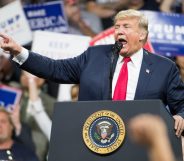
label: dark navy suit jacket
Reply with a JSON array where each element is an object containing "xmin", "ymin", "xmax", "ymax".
[{"xmin": 20, "ymin": 45, "xmax": 184, "ymax": 117}]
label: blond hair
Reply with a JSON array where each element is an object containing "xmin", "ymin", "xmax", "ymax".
[{"xmin": 114, "ymin": 9, "xmax": 149, "ymax": 43}]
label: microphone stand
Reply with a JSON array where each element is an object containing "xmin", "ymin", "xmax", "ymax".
[{"xmin": 109, "ymin": 41, "xmax": 122, "ymax": 100}]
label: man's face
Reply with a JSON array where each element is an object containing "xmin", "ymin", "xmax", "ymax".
[
  {"xmin": 114, "ymin": 17, "xmax": 144, "ymax": 56},
  {"xmin": 0, "ymin": 112, "xmax": 13, "ymax": 143}
]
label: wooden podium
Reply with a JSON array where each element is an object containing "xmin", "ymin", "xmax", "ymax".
[{"xmin": 48, "ymin": 100, "xmax": 183, "ymax": 161}]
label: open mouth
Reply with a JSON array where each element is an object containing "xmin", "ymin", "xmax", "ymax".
[{"xmin": 118, "ymin": 38, "xmax": 127, "ymax": 45}]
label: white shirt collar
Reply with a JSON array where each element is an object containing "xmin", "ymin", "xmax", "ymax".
[{"xmin": 117, "ymin": 48, "xmax": 143, "ymax": 67}]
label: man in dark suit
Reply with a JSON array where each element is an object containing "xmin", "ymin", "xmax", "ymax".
[{"xmin": 0, "ymin": 9, "xmax": 184, "ymax": 137}]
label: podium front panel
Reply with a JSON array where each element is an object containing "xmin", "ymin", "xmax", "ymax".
[{"xmin": 48, "ymin": 100, "xmax": 182, "ymax": 161}]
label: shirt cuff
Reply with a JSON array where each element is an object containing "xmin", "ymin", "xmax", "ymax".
[{"xmin": 12, "ymin": 47, "xmax": 29, "ymax": 65}]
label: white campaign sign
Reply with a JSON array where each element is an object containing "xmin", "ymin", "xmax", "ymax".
[
  {"xmin": 0, "ymin": 0, "xmax": 32, "ymax": 45},
  {"xmin": 32, "ymin": 30, "xmax": 91, "ymax": 59},
  {"xmin": 31, "ymin": 30, "xmax": 91, "ymax": 101}
]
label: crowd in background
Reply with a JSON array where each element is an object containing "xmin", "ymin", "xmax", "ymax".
[{"xmin": 0, "ymin": 0, "xmax": 184, "ymax": 161}]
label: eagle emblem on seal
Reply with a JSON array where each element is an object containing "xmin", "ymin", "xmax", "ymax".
[{"xmin": 95, "ymin": 121, "xmax": 115, "ymax": 144}]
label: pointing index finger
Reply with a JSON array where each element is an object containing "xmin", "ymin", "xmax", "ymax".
[
  {"xmin": 0, "ymin": 32, "xmax": 10, "ymax": 43},
  {"xmin": 0, "ymin": 32, "xmax": 9, "ymax": 40}
]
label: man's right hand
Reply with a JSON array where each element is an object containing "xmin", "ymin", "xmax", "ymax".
[{"xmin": 0, "ymin": 32, "xmax": 22, "ymax": 56}]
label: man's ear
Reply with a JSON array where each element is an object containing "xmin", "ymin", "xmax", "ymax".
[{"xmin": 139, "ymin": 31, "xmax": 147, "ymax": 41}]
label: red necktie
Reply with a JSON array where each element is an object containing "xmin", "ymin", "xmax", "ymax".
[{"xmin": 113, "ymin": 57, "xmax": 131, "ymax": 100}]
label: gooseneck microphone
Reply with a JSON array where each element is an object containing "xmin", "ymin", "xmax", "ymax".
[{"xmin": 109, "ymin": 41, "xmax": 123, "ymax": 100}]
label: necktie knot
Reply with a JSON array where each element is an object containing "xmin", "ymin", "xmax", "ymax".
[{"xmin": 123, "ymin": 57, "xmax": 131, "ymax": 63}]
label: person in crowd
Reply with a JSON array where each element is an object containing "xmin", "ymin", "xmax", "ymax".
[
  {"xmin": 127, "ymin": 0, "xmax": 161, "ymax": 11},
  {"xmin": 27, "ymin": 83, "xmax": 79, "ymax": 141},
  {"xmin": 19, "ymin": 71, "xmax": 55, "ymax": 161},
  {"xmin": 172, "ymin": 0, "xmax": 184, "ymax": 84},
  {"xmin": 9, "ymin": 104, "xmax": 36, "ymax": 152},
  {"xmin": 0, "ymin": 106, "xmax": 39, "ymax": 161},
  {"xmin": 129, "ymin": 114, "xmax": 176, "ymax": 161},
  {"xmin": 85, "ymin": 0, "xmax": 129, "ymax": 29},
  {"xmin": 0, "ymin": 9, "xmax": 184, "ymax": 138},
  {"xmin": 71, "ymin": 84, "xmax": 79, "ymax": 101},
  {"xmin": 26, "ymin": 97, "xmax": 52, "ymax": 141},
  {"xmin": 176, "ymin": 56, "xmax": 184, "ymax": 82},
  {"xmin": 0, "ymin": 52, "xmax": 21, "ymax": 85},
  {"xmin": 64, "ymin": 0, "xmax": 103, "ymax": 37},
  {"xmin": 0, "ymin": 53, "xmax": 35, "ymax": 151},
  {"xmin": 159, "ymin": 0, "xmax": 175, "ymax": 12},
  {"xmin": 126, "ymin": 0, "xmax": 176, "ymax": 12}
]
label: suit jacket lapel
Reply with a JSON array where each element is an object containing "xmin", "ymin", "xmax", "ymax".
[
  {"xmin": 134, "ymin": 50, "xmax": 153, "ymax": 100},
  {"xmin": 102, "ymin": 45, "xmax": 118, "ymax": 100}
]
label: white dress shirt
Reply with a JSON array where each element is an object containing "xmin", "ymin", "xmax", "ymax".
[
  {"xmin": 112, "ymin": 49, "xmax": 143, "ymax": 100},
  {"xmin": 12, "ymin": 47, "xmax": 29, "ymax": 65}
]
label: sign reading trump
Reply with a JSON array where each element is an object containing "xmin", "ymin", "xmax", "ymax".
[
  {"xmin": 0, "ymin": 0, "xmax": 32, "ymax": 45},
  {"xmin": 142, "ymin": 11, "xmax": 184, "ymax": 56}
]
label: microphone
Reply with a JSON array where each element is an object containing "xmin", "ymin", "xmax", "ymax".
[
  {"xmin": 112, "ymin": 41, "xmax": 123, "ymax": 56},
  {"xmin": 109, "ymin": 41, "xmax": 123, "ymax": 100},
  {"xmin": 111, "ymin": 41, "xmax": 123, "ymax": 66}
]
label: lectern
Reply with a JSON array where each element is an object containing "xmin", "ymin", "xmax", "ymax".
[{"xmin": 48, "ymin": 100, "xmax": 183, "ymax": 161}]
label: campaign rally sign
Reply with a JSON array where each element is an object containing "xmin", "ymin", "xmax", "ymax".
[
  {"xmin": 142, "ymin": 10, "xmax": 184, "ymax": 56},
  {"xmin": 24, "ymin": 1, "xmax": 68, "ymax": 33},
  {"xmin": 0, "ymin": 0, "xmax": 32, "ymax": 45},
  {"xmin": 90, "ymin": 11, "xmax": 184, "ymax": 56},
  {"xmin": 31, "ymin": 30, "xmax": 91, "ymax": 59},
  {"xmin": 31, "ymin": 31, "xmax": 91, "ymax": 101},
  {"xmin": 0, "ymin": 84, "xmax": 22, "ymax": 109}
]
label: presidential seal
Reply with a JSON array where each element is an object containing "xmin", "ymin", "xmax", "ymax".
[{"xmin": 83, "ymin": 110, "xmax": 125, "ymax": 154}]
